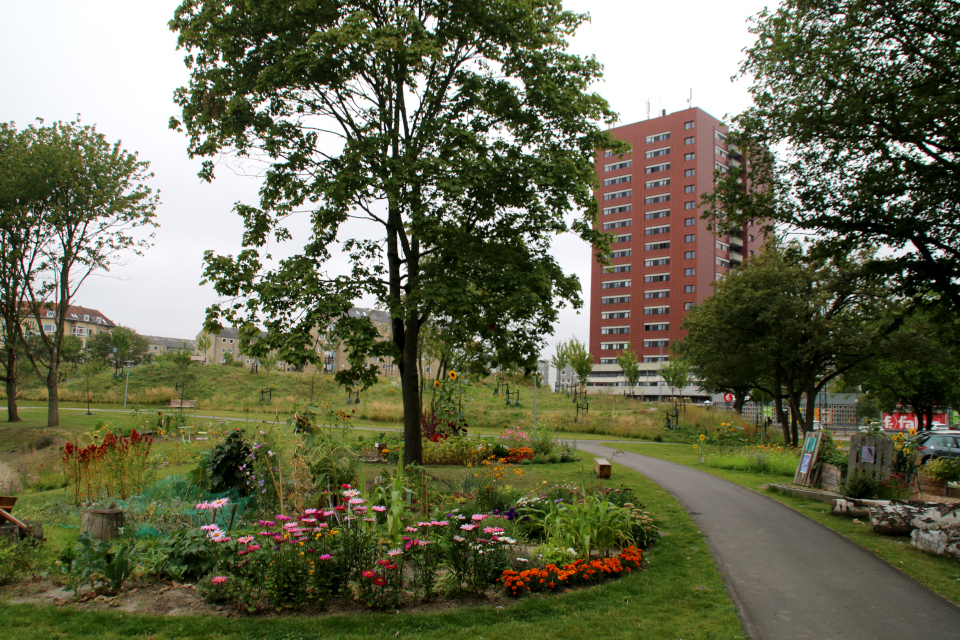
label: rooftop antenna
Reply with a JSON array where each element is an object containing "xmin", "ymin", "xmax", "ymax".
[
  {"xmin": 688, "ymin": 88, "xmax": 693, "ymax": 109},
  {"xmin": 645, "ymin": 99, "xmax": 650, "ymax": 120}
]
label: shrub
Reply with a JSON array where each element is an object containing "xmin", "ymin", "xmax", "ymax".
[
  {"xmin": 841, "ymin": 471, "xmax": 880, "ymax": 499},
  {"xmin": 206, "ymin": 430, "xmax": 252, "ymax": 495},
  {"xmin": 922, "ymin": 457, "xmax": 960, "ymax": 484}
]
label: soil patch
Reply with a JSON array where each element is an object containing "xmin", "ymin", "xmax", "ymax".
[{"xmin": 0, "ymin": 578, "xmax": 514, "ymax": 618}]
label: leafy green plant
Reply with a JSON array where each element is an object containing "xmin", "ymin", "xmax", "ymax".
[
  {"xmin": 206, "ymin": 429, "xmax": 252, "ymax": 494},
  {"xmin": 921, "ymin": 457, "xmax": 960, "ymax": 484},
  {"xmin": 0, "ymin": 538, "xmax": 42, "ymax": 585},
  {"xmin": 56, "ymin": 533, "xmax": 143, "ymax": 595},
  {"xmin": 523, "ymin": 491, "xmax": 636, "ymax": 558},
  {"xmin": 840, "ymin": 471, "xmax": 880, "ymax": 499}
]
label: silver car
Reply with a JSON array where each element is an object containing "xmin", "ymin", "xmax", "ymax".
[{"xmin": 914, "ymin": 430, "xmax": 960, "ymax": 463}]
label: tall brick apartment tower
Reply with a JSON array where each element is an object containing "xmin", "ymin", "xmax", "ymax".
[{"xmin": 587, "ymin": 107, "xmax": 764, "ymax": 398}]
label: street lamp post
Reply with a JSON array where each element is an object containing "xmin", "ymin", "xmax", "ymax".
[
  {"xmin": 122, "ymin": 360, "xmax": 134, "ymax": 410},
  {"xmin": 533, "ymin": 360, "xmax": 545, "ymax": 430}
]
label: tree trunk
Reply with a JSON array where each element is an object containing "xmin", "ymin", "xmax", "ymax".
[
  {"xmin": 733, "ymin": 390, "xmax": 746, "ymax": 414},
  {"xmin": 46, "ymin": 375, "xmax": 59, "ymax": 427},
  {"xmin": 791, "ymin": 411, "xmax": 799, "ymax": 448},
  {"xmin": 4, "ymin": 346, "xmax": 19, "ymax": 422},
  {"xmin": 5, "ymin": 377, "xmax": 18, "ymax": 422},
  {"xmin": 401, "ymin": 312, "xmax": 423, "ymax": 466}
]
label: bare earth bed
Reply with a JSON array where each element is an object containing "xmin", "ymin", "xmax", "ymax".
[{"xmin": 0, "ymin": 577, "xmax": 518, "ymax": 618}]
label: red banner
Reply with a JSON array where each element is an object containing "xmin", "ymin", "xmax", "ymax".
[{"xmin": 881, "ymin": 412, "xmax": 947, "ymax": 431}]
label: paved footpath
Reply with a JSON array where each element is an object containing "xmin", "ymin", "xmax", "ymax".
[{"xmin": 578, "ymin": 441, "xmax": 960, "ymax": 640}]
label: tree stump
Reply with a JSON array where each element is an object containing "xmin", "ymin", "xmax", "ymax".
[{"xmin": 81, "ymin": 509, "xmax": 124, "ymax": 542}]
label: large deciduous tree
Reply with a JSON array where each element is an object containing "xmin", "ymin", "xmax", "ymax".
[
  {"xmin": 679, "ymin": 241, "xmax": 887, "ymax": 447},
  {"xmin": 170, "ymin": 1, "xmax": 619, "ymax": 464},
  {"xmin": 723, "ymin": 0, "xmax": 960, "ymax": 306},
  {"xmin": 854, "ymin": 305, "xmax": 960, "ymax": 431},
  {"xmin": 2, "ymin": 120, "xmax": 157, "ymax": 427}
]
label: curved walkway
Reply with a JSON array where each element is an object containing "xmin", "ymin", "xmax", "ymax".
[{"xmin": 579, "ymin": 441, "xmax": 960, "ymax": 640}]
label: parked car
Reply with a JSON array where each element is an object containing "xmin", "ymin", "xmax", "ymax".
[
  {"xmin": 912, "ymin": 430, "xmax": 960, "ymax": 463},
  {"xmin": 930, "ymin": 422, "xmax": 949, "ymax": 431}
]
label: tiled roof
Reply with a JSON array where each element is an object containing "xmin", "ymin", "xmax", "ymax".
[
  {"xmin": 144, "ymin": 335, "xmax": 197, "ymax": 350},
  {"xmin": 25, "ymin": 303, "xmax": 116, "ymax": 327}
]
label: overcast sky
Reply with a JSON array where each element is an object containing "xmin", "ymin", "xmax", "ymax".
[{"xmin": 0, "ymin": 0, "xmax": 772, "ymax": 354}]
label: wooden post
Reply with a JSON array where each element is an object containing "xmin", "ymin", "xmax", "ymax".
[
  {"xmin": 81, "ymin": 509, "xmax": 125, "ymax": 542},
  {"xmin": 594, "ymin": 458, "xmax": 612, "ymax": 479}
]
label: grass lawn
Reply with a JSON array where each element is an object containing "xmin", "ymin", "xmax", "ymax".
[
  {"xmin": 613, "ymin": 442, "xmax": 960, "ymax": 605},
  {"xmin": 1, "ymin": 461, "xmax": 745, "ymax": 639}
]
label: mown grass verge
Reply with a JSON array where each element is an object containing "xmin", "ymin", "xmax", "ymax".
[{"xmin": 614, "ymin": 441, "xmax": 960, "ymax": 605}]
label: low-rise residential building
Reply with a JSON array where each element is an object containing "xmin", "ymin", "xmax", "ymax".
[
  {"xmin": 144, "ymin": 335, "xmax": 197, "ymax": 358},
  {"xmin": 196, "ymin": 307, "xmax": 441, "ymax": 376},
  {"xmin": 21, "ymin": 304, "xmax": 116, "ymax": 347}
]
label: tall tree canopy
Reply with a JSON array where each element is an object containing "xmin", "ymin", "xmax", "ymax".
[
  {"xmin": 0, "ymin": 120, "xmax": 157, "ymax": 427},
  {"xmin": 170, "ymin": 0, "xmax": 619, "ymax": 463},
  {"xmin": 718, "ymin": 0, "xmax": 960, "ymax": 305},
  {"xmin": 679, "ymin": 241, "xmax": 888, "ymax": 446},
  {"xmin": 852, "ymin": 304, "xmax": 960, "ymax": 430}
]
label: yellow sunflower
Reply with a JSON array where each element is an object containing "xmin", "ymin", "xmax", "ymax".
[
  {"xmin": 449, "ymin": 370, "xmax": 458, "ymax": 381},
  {"xmin": 434, "ymin": 380, "xmax": 441, "ymax": 388}
]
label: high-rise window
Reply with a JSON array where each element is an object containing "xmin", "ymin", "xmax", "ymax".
[
  {"xmin": 684, "ymin": 285, "xmax": 695, "ymax": 293},
  {"xmin": 645, "ymin": 209, "xmax": 670, "ymax": 220},
  {"xmin": 684, "ymin": 234, "xmax": 695, "ymax": 242},
  {"xmin": 684, "ymin": 217, "xmax": 696, "ymax": 226},
  {"xmin": 646, "ymin": 132, "xmax": 670, "ymax": 143},
  {"xmin": 684, "ymin": 121, "xmax": 695, "ymax": 129},
  {"xmin": 603, "ymin": 174, "xmax": 632, "ymax": 186},
  {"xmin": 684, "ymin": 153, "xmax": 695, "ymax": 161},
  {"xmin": 685, "ymin": 201, "xmax": 697, "ymax": 209},
  {"xmin": 684, "ymin": 268, "xmax": 695, "ymax": 276},
  {"xmin": 685, "ymin": 168, "xmax": 695, "ymax": 177},
  {"xmin": 684, "ymin": 185, "xmax": 695, "ymax": 193},
  {"xmin": 604, "ymin": 160, "xmax": 632, "ymax": 172},
  {"xmin": 684, "ymin": 251, "xmax": 695, "ymax": 259},
  {"xmin": 684, "ymin": 136, "xmax": 695, "ymax": 145}
]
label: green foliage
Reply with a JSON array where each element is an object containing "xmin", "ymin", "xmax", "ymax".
[
  {"xmin": 56, "ymin": 533, "xmax": 140, "ymax": 594},
  {"xmin": 840, "ymin": 471, "xmax": 880, "ymax": 500},
  {"xmin": 304, "ymin": 428, "xmax": 359, "ymax": 492},
  {"xmin": 566, "ymin": 337, "xmax": 593, "ymax": 390},
  {"xmin": 0, "ymin": 538, "xmax": 42, "ymax": 585},
  {"xmin": 922, "ymin": 458, "xmax": 960, "ymax": 484},
  {"xmin": 616, "ymin": 347, "xmax": 641, "ymax": 394},
  {"xmin": 679, "ymin": 240, "xmax": 888, "ymax": 446},
  {"xmin": 728, "ymin": 0, "xmax": 960, "ymax": 306},
  {"xmin": 0, "ymin": 118, "xmax": 158, "ymax": 428},
  {"xmin": 854, "ymin": 305, "xmax": 960, "ymax": 430},
  {"xmin": 171, "ymin": 0, "xmax": 623, "ymax": 465},
  {"xmin": 659, "ymin": 355, "xmax": 691, "ymax": 397},
  {"xmin": 205, "ymin": 430, "xmax": 252, "ymax": 495}
]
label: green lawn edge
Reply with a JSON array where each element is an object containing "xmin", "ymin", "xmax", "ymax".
[{"xmin": 612, "ymin": 442, "xmax": 960, "ymax": 605}]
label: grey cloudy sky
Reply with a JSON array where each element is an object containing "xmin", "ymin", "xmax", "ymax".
[{"xmin": 0, "ymin": 0, "xmax": 772, "ymax": 352}]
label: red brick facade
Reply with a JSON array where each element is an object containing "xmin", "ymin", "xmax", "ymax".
[{"xmin": 587, "ymin": 107, "xmax": 765, "ymax": 393}]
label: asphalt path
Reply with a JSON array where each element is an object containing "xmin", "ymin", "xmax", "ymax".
[{"xmin": 578, "ymin": 441, "xmax": 960, "ymax": 640}]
